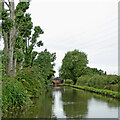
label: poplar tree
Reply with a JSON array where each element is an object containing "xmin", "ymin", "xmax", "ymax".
[{"xmin": 2, "ymin": 0, "xmax": 44, "ymax": 77}]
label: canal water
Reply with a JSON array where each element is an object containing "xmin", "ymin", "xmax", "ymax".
[{"xmin": 3, "ymin": 86, "xmax": 119, "ymax": 118}]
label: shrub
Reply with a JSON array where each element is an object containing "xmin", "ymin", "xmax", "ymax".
[
  {"xmin": 16, "ymin": 66, "xmax": 47, "ymax": 97},
  {"xmin": 2, "ymin": 66, "xmax": 50, "ymax": 112},
  {"xmin": 65, "ymin": 79, "xmax": 73, "ymax": 84},
  {"xmin": 77, "ymin": 74, "xmax": 118, "ymax": 91},
  {"xmin": 2, "ymin": 75, "xmax": 29, "ymax": 112}
]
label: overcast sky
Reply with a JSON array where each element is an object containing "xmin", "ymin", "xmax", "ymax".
[{"xmin": 1, "ymin": 0, "xmax": 119, "ymax": 76}]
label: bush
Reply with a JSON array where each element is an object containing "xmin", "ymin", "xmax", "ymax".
[
  {"xmin": 65, "ymin": 79, "xmax": 73, "ymax": 84},
  {"xmin": 2, "ymin": 75, "xmax": 29, "ymax": 112},
  {"xmin": 2, "ymin": 66, "xmax": 51, "ymax": 112},
  {"xmin": 77, "ymin": 74, "xmax": 118, "ymax": 92},
  {"xmin": 16, "ymin": 66, "xmax": 47, "ymax": 97}
]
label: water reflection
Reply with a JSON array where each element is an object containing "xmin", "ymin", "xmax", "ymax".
[
  {"xmin": 2, "ymin": 86, "xmax": 119, "ymax": 118},
  {"xmin": 52, "ymin": 87, "xmax": 118, "ymax": 118},
  {"xmin": 3, "ymin": 89, "xmax": 53, "ymax": 118},
  {"xmin": 62, "ymin": 88, "xmax": 89, "ymax": 118},
  {"xmin": 52, "ymin": 87, "xmax": 66, "ymax": 118}
]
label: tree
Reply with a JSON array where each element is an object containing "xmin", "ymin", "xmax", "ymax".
[
  {"xmin": 2, "ymin": 1, "xmax": 30, "ymax": 76},
  {"xmin": 2, "ymin": 1, "xmax": 44, "ymax": 77},
  {"xmin": 82, "ymin": 67, "xmax": 105, "ymax": 75},
  {"xmin": 59, "ymin": 49, "xmax": 88, "ymax": 84},
  {"xmin": 0, "ymin": 1, "xmax": 2, "ymax": 38},
  {"xmin": 34, "ymin": 49, "xmax": 56, "ymax": 84},
  {"xmin": 24, "ymin": 26, "xmax": 44, "ymax": 68}
]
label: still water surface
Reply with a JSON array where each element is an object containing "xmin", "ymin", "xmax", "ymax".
[{"xmin": 4, "ymin": 87, "xmax": 119, "ymax": 118}]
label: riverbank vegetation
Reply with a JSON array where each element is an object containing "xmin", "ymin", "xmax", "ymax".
[
  {"xmin": 2, "ymin": 48, "xmax": 56, "ymax": 112},
  {"xmin": 1, "ymin": 1, "xmax": 56, "ymax": 113},
  {"xmin": 60, "ymin": 84, "xmax": 120, "ymax": 99},
  {"xmin": 59, "ymin": 50, "xmax": 119, "ymax": 99},
  {"xmin": 2, "ymin": 64, "xmax": 55, "ymax": 112},
  {"xmin": 77, "ymin": 74, "xmax": 119, "ymax": 92}
]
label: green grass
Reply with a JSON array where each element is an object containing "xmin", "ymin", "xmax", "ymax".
[{"xmin": 59, "ymin": 84, "xmax": 120, "ymax": 99}]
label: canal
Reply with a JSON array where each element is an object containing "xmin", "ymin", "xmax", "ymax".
[{"xmin": 3, "ymin": 86, "xmax": 119, "ymax": 118}]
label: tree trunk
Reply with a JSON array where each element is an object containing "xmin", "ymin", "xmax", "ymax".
[
  {"xmin": 13, "ymin": 58, "xmax": 17, "ymax": 77},
  {"xmin": 73, "ymin": 79, "xmax": 77, "ymax": 85},
  {"xmin": 2, "ymin": 0, "xmax": 20, "ymax": 77},
  {"xmin": 6, "ymin": 1, "xmax": 16, "ymax": 77},
  {"xmin": 7, "ymin": 45, "xmax": 14, "ymax": 76},
  {"xmin": 2, "ymin": 1, "xmax": 9, "ymax": 75}
]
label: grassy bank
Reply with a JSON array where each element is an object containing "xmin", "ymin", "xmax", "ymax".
[
  {"xmin": 59, "ymin": 84, "xmax": 120, "ymax": 99},
  {"xmin": 77, "ymin": 74, "xmax": 119, "ymax": 92},
  {"xmin": 60, "ymin": 74, "xmax": 119, "ymax": 99},
  {"xmin": 2, "ymin": 66, "xmax": 52, "ymax": 113}
]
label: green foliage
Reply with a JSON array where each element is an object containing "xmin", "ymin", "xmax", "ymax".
[
  {"xmin": 2, "ymin": 66, "xmax": 51, "ymax": 112},
  {"xmin": 2, "ymin": 0, "xmax": 53, "ymax": 113},
  {"xmin": 34, "ymin": 49, "xmax": 56, "ymax": 82},
  {"xmin": 31, "ymin": 26, "xmax": 44, "ymax": 44},
  {"xmin": 65, "ymin": 79, "xmax": 73, "ymax": 84},
  {"xmin": 18, "ymin": 13, "xmax": 33, "ymax": 37},
  {"xmin": 1, "ymin": 50, "xmax": 7, "ymax": 74},
  {"xmin": 37, "ymin": 41, "xmax": 43, "ymax": 47},
  {"xmin": 83, "ymin": 67, "xmax": 105, "ymax": 75},
  {"xmin": 16, "ymin": 66, "xmax": 47, "ymax": 97},
  {"xmin": 15, "ymin": 10, "xmax": 24, "ymax": 24},
  {"xmin": 2, "ymin": 1, "xmax": 33, "ymax": 75},
  {"xmin": 24, "ymin": 26, "xmax": 44, "ymax": 67},
  {"xmin": 2, "ymin": 75, "xmax": 29, "ymax": 112},
  {"xmin": 59, "ymin": 49, "xmax": 88, "ymax": 84},
  {"xmin": 2, "ymin": 18, "xmax": 13, "ymax": 33},
  {"xmin": 15, "ymin": 35, "xmax": 23, "ymax": 49},
  {"xmin": 16, "ymin": 50, "xmax": 24, "ymax": 62},
  {"xmin": 15, "ymin": 2, "xmax": 30, "ymax": 14},
  {"xmin": 2, "ymin": 10, "xmax": 9, "ymax": 20},
  {"xmin": 77, "ymin": 74, "xmax": 119, "ymax": 91}
]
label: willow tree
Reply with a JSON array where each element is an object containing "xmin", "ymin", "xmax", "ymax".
[{"xmin": 2, "ymin": 0, "xmax": 44, "ymax": 77}]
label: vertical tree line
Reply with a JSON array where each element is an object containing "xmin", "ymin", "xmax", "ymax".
[{"xmin": 2, "ymin": 0, "xmax": 44, "ymax": 77}]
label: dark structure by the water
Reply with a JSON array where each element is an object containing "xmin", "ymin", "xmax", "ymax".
[{"xmin": 52, "ymin": 78, "xmax": 64, "ymax": 86}]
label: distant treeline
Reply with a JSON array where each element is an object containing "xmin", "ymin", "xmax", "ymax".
[
  {"xmin": 59, "ymin": 49, "xmax": 107, "ymax": 84},
  {"xmin": 59, "ymin": 49, "xmax": 119, "ymax": 95}
]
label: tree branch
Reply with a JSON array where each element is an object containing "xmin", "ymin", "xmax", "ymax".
[{"xmin": 5, "ymin": 1, "xmax": 9, "ymax": 8}]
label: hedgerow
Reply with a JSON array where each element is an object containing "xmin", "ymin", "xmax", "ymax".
[{"xmin": 77, "ymin": 74, "xmax": 119, "ymax": 91}]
